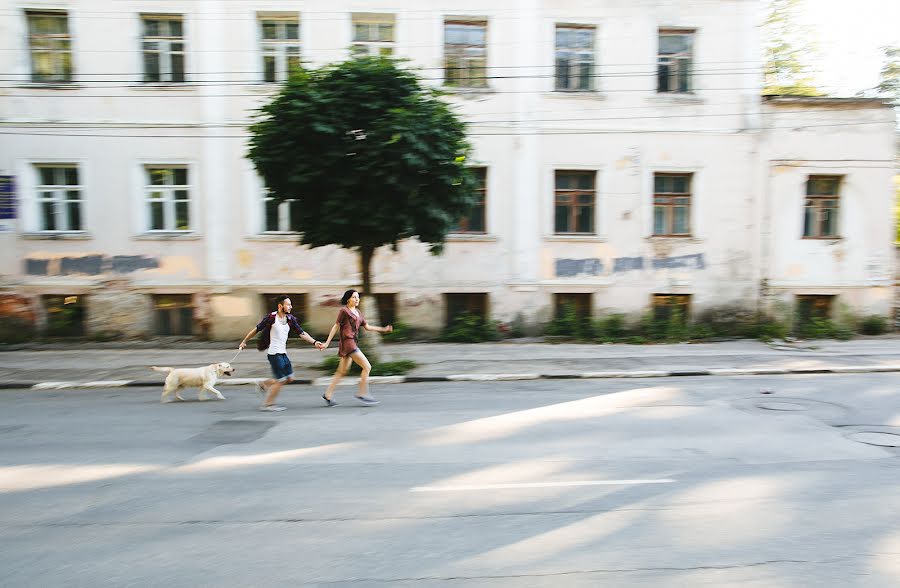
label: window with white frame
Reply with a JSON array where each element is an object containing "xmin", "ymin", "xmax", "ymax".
[
  {"xmin": 263, "ymin": 192, "xmax": 301, "ymax": 232},
  {"xmin": 444, "ymin": 20, "xmax": 487, "ymax": 88},
  {"xmin": 142, "ymin": 15, "xmax": 185, "ymax": 83},
  {"xmin": 657, "ymin": 29, "xmax": 694, "ymax": 93},
  {"xmin": 34, "ymin": 165, "xmax": 83, "ymax": 231},
  {"xmin": 555, "ymin": 25, "xmax": 594, "ymax": 91},
  {"xmin": 145, "ymin": 167, "xmax": 190, "ymax": 231},
  {"xmin": 351, "ymin": 13, "xmax": 394, "ymax": 56},
  {"xmin": 26, "ymin": 11, "xmax": 73, "ymax": 83},
  {"xmin": 259, "ymin": 15, "xmax": 300, "ymax": 83}
]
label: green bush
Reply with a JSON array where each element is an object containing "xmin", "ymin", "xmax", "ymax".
[
  {"xmin": 594, "ymin": 314, "xmax": 628, "ymax": 342},
  {"xmin": 382, "ymin": 320, "xmax": 413, "ymax": 342},
  {"xmin": 314, "ymin": 353, "xmax": 417, "ymax": 376},
  {"xmin": 754, "ymin": 320, "xmax": 789, "ymax": 341},
  {"xmin": 0, "ymin": 317, "xmax": 35, "ymax": 345},
  {"xmin": 544, "ymin": 304, "xmax": 594, "ymax": 341},
  {"xmin": 796, "ymin": 317, "xmax": 854, "ymax": 340},
  {"xmin": 859, "ymin": 315, "xmax": 888, "ymax": 335},
  {"xmin": 441, "ymin": 312, "xmax": 501, "ymax": 343}
]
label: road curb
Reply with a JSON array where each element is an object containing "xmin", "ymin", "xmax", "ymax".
[{"xmin": 6, "ymin": 364, "xmax": 900, "ymax": 390}]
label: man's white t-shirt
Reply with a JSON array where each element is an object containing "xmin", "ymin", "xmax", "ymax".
[{"xmin": 267, "ymin": 314, "xmax": 290, "ymax": 355}]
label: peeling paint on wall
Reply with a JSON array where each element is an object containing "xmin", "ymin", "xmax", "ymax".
[{"xmin": 211, "ymin": 295, "xmax": 253, "ymax": 318}]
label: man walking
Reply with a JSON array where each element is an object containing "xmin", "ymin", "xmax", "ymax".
[{"xmin": 239, "ymin": 295, "xmax": 323, "ymax": 411}]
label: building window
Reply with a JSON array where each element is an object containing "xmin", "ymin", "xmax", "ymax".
[
  {"xmin": 260, "ymin": 15, "xmax": 300, "ymax": 83},
  {"xmin": 261, "ymin": 293, "xmax": 307, "ymax": 324},
  {"xmin": 444, "ymin": 20, "xmax": 487, "ymax": 88},
  {"xmin": 44, "ymin": 295, "xmax": 85, "ymax": 337},
  {"xmin": 796, "ymin": 294, "xmax": 833, "ymax": 325},
  {"xmin": 263, "ymin": 193, "xmax": 301, "ymax": 232},
  {"xmin": 145, "ymin": 167, "xmax": 190, "ymax": 231},
  {"xmin": 26, "ymin": 11, "xmax": 73, "ymax": 83},
  {"xmin": 803, "ymin": 176, "xmax": 840, "ymax": 238},
  {"xmin": 351, "ymin": 13, "xmax": 394, "ymax": 56},
  {"xmin": 153, "ymin": 295, "xmax": 193, "ymax": 336},
  {"xmin": 445, "ymin": 293, "xmax": 488, "ymax": 326},
  {"xmin": 34, "ymin": 165, "xmax": 83, "ymax": 231},
  {"xmin": 142, "ymin": 15, "xmax": 185, "ymax": 83},
  {"xmin": 555, "ymin": 25, "xmax": 594, "ymax": 91},
  {"xmin": 652, "ymin": 294, "xmax": 691, "ymax": 323},
  {"xmin": 454, "ymin": 167, "xmax": 486, "ymax": 233},
  {"xmin": 554, "ymin": 293, "xmax": 592, "ymax": 319},
  {"xmin": 554, "ymin": 171, "xmax": 595, "ymax": 234},
  {"xmin": 658, "ymin": 29, "xmax": 694, "ymax": 93},
  {"xmin": 374, "ymin": 293, "xmax": 396, "ymax": 325},
  {"xmin": 653, "ymin": 173, "xmax": 692, "ymax": 236}
]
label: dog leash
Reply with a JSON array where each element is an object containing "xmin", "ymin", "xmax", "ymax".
[{"xmin": 229, "ymin": 347, "xmax": 242, "ymax": 363}]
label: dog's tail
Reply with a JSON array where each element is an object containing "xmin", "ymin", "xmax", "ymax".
[{"xmin": 150, "ymin": 366, "xmax": 174, "ymax": 373}]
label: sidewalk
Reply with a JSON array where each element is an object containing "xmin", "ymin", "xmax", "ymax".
[{"xmin": 2, "ymin": 338, "xmax": 900, "ymax": 389}]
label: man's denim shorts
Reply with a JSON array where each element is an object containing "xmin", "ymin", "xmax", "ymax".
[{"xmin": 267, "ymin": 353, "xmax": 294, "ymax": 382}]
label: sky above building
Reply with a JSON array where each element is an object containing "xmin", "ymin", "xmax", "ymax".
[{"xmin": 797, "ymin": 0, "xmax": 899, "ymax": 96}]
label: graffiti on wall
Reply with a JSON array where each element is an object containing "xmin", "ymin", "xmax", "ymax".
[
  {"xmin": 25, "ymin": 255, "xmax": 160, "ymax": 276},
  {"xmin": 555, "ymin": 253, "xmax": 706, "ymax": 277},
  {"xmin": 555, "ymin": 258, "xmax": 604, "ymax": 277}
]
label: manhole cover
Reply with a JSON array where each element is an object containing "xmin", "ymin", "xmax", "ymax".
[
  {"xmin": 758, "ymin": 402, "xmax": 807, "ymax": 411},
  {"xmin": 848, "ymin": 432, "xmax": 900, "ymax": 447}
]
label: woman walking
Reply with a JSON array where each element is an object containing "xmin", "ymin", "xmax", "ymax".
[{"xmin": 320, "ymin": 289, "xmax": 392, "ymax": 406}]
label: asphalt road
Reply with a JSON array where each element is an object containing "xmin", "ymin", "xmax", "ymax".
[{"xmin": 1, "ymin": 375, "xmax": 899, "ymax": 587}]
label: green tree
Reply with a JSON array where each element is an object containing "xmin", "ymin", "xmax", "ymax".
[
  {"xmin": 763, "ymin": 0, "xmax": 822, "ymax": 96},
  {"xmin": 875, "ymin": 46, "xmax": 900, "ymax": 106},
  {"xmin": 248, "ymin": 56, "xmax": 478, "ymax": 305}
]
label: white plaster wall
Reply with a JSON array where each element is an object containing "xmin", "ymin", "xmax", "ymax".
[{"xmin": 2, "ymin": 0, "xmax": 895, "ymax": 338}]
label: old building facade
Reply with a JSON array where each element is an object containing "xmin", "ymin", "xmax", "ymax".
[{"xmin": 0, "ymin": 0, "xmax": 895, "ymax": 340}]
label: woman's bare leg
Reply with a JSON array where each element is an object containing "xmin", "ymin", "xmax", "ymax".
[
  {"xmin": 323, "ymin": 356, "xmax": 352, "ymax": 401},
  {"xmin": 349, "ymin": 350, "xmax": 373, "ymax": 397}
]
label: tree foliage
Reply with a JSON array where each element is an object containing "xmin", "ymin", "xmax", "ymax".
[
  {"xmin": 247, "ymin": 56, "xmax": 478, "ymax": 295},
  {"xmin": 763, "ymin": 0, "xmax": 822, "ymax": 96},
  {"xmin": 875, "ymin": 46, "xmax": 900, "ymax": 106}
]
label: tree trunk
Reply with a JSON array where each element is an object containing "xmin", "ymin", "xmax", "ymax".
[{"xmin": 359, "ymin": 245, "xmax": 385, "ymax": 356}]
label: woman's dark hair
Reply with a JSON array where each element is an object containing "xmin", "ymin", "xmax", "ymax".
[{"xmin": 340, "ymin": 289, "xmax": 358, "ymax": 305}]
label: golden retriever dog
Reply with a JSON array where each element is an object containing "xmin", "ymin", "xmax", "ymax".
[{"xmin": 151, "ymin": 362, "xmax": 235, "ymax": 403}]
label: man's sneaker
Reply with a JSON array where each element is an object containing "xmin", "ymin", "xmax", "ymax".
[
  {"xmin": 259, "ymin": 404, "xmax": 286, "ymax": 412},
  {"xmin": 355, "ymin": 395, "xmax": 379, "ymax": 405},
  {"xmin": 322, "ymin": 395, "xmax": 340, "ymax": 407}
]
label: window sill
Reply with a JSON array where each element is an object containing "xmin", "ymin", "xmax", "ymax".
[
  {"xmin": 246, "ymin": 233, "xmax": 302, "ymax": 242},
  {"xmin": 545, "ymin": 235, "xmax": 606, "ymax": 243},
  {"xmin": 243, "ymin": 83, "xmax": 282, "ymax": 94},
  {"xmin": 21, "ymin": 231, "xmax": 92, "ymax": 240},
  {"xmin": 646, "ymin": 93, "xmax": 704, "ymax": 105},
  {"xmin": 133, "ymin": 232, "xmax": 202, "ymax": 241},
  {"xmin": 801, "ymin": 236, "xmax": 843, "ymax": 242},
  {"xmin": 128, "ymin": 84, "xmax": 197, "ymax": 91},
  {"xmin": 17, "ymin": 82, "xmax": 80, "ymax": 90},
  {"xmin": 645, "ymin": 235, "xmax": 703, "ymax": 243},
  {"xmin": 442, "ymin": 86, "xmax": 495, "ymax": 97},
  {"xmin": 544, "ymin": 90, "xmax": 607, "ymax": 101},
  {"xmin": 446, "ymin": 233, "xmax": 497, "ymax": 242}
]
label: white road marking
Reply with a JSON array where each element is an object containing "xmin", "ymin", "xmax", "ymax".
[{"xmin": 411, "ymin": 479, "xmax": 676, "ymax": 492}]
